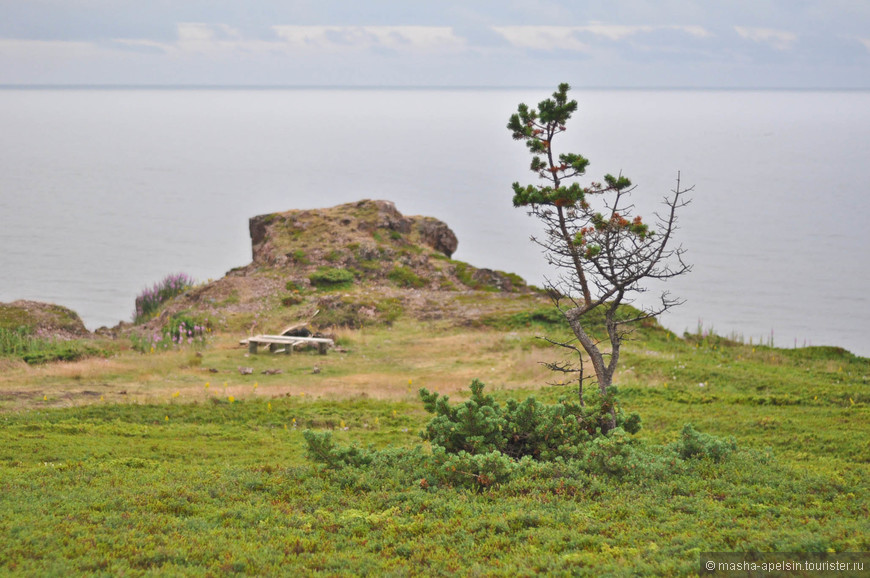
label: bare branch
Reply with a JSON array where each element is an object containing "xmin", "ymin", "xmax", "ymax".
[{"xmin": 509, "ymin": 84, "xmax": 692, "ymax": 433}]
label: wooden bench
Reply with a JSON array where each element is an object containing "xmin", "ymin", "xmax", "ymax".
[{"xmin": 241, "ymin": 335, "xmax": 334, "ymax": 355}]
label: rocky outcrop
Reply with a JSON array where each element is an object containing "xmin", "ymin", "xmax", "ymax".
[
  {"xmin": 361, "ymin": 200, "xmax": 458, "ymax": 257},
  {"xmin": 415, "ymin": 216, "xmax": 458, "ymax": 258},
  {"xmin": 153, "ymin": 199, "xmax": 535, "ymax": 331},
  {"xmin": 0, "ymin": 300, "xmax": 90, "ymax": 338},
  {"xmin": 239, "ymin": 200, "xmax": 534, "ymax": 297},
  {"xmin": 248, "ymin": 200, "xmax": 459, "ymax": 266}
]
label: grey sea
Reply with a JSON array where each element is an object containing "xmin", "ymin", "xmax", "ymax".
[{"xmin": 1, "ymin": 87, "xmax": 868, "ymax": 356}]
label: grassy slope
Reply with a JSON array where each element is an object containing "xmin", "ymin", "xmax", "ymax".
[{"xmin": 0, "ymin": 302, "xmax": 868, "ymax": 576}]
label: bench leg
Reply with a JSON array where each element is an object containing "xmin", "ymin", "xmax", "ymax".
[
  {"xmin": 318, "ymin": 342, "xmax": 327, "ymax": 355},
  {"xmin": 285, "ymin": 343, "xmax": 292, "ymax": 355},
  {"xmin": 248, "ymin": 341, "xmax": 258, "ymax": 354}
]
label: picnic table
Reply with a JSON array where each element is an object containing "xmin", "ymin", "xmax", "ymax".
[{"xmin": 240, "ymin": 334, "xmax": 334, "ymax": 355}]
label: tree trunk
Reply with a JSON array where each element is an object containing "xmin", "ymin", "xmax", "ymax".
[{"xmin": 565, "ymin": 307, "xmax": 618, "ymax": 433}]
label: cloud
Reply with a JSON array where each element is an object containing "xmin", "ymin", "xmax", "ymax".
[
  {"xmin": 492, "ymin": 24, "xmax": 712, "ymax": 51},
  {"xmin": 177, "ymin": 23, "xmax": 237, "ymax": 44},
  {"xmin": 491, "ymin": 26, "xmax": 591, "ymax": 51},
  {"xmin": 271, "ymin": 25, "xmax": 466, "ymax": 53},
  {"xmin": 0, "ymin": 38, "xmax": 100, "ymax": 59},
  {"xmin": 581, "ymin": 23, "xmax": 655, "ymax": 41},
  {"xmin": 111, "ymin": 24, "xmax": 467, "ymax": 58},
  {"xmin": 734, "ymin": 27, "xmax": 797, "ymax": 50},
  {"xmin": 674, "ymin": 25, "xmax": 713, "ymax": 39}
]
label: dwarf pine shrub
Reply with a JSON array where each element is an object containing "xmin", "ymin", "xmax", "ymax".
[
  {"xmin": 670, "ymin": 423, "xmax": 737, "ymax": 462},
  {"xmin": 420, "ymin": 379, "xmax": 640, "ymax": 461},
  {"xmin": 429, "ymin": 447, "xmax": 518, "ymax": 490},
  {"xmin": 580, "ymin": 428, "xmax": 669, "ymax": 479},
  {"xmin": 304, "ymin": 380, "xmax": 735, "ymax": 491},
  {"xmin": 302, "ymin": 430, "xmax": 376, "ymax": 469}
]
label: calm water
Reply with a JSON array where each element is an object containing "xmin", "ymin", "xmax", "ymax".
[{"xmin": 1, "ymin": 88, "xmax": 869, "ymax": 356}]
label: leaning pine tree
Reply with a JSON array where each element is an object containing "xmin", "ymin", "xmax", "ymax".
[{"xmin": 508, "ymin": 83, "xmax": 692, "ymax": 433}]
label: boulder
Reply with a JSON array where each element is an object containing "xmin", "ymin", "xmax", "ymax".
[{"xmin": 415, "ymin": 216, "xmax": 458, "ymax": 258}]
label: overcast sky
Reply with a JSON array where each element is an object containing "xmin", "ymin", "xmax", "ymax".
[{"xmin": 1, "ymin": 1, "xmax": 869, "ymax": 88}]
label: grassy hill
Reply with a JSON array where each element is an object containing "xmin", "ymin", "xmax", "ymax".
[{"xmin": 0, "ymin": 201, "xmax": 867, "ymax": 575}]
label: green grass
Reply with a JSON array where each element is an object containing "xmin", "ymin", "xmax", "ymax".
[
  {"xmin": 387, "ymin": 265, "xmax": 427, "ymax": 289},
  {"xmin": 0, "ymin": 311, "xmax": 867, "ymax": 575},
  {"xmin": 0, "ymin": 391, "xmax": 866, "ymax": 576},
  {"xmin": 0, "ymin": 327, "xmax": 108, "ymax": 365}
]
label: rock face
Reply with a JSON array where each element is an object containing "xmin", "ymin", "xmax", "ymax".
[
  {"xmin": 229, "ymin": 199, "xmax": 535, "ymax": 302},
  {"xmin": 248, "ymin": 199, "xmax": 459, "ymax": 265},
  {"xmin": 415, "ymin": 216, "xmax": 459, "ymax": 258}
]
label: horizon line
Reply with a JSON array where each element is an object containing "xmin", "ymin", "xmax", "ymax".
[{"xmin": 1, "ymin": 83, "xmax": 869, "ymax": 92}]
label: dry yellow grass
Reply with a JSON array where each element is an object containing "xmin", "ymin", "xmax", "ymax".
[{"xmin": 0, "ymin": 320, "xmax": 598, "ymax": 410}]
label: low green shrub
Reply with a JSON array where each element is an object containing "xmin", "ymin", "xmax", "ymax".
[
  {"xmin": 303, "ymin": 430, "xmax": 376, "ymax": 469},
  {"xmin": 670, "ymin": 423, "xmax": 737, "ymax": 462},
  {"xmin": 580, "ymin": 428, "xmax": 670, "ymax": 479},
  {"xmin": 290, "ymin": 249, "xmax": 309, "ymax": 264},
  {"xmin": 20, "ymin": 346, "xmax": 88, "ymax": 365},
  {"xmin": 451, "ymin": 261, "xmax": 477, "ymax": 288},
  {"xmin": 420, "ymin": 379, "xmax": 595, "ymax": 460},
  {"xmin": 387, "ymin": 266, "xmax": 427, "ymax": 289},
  {"xmin": 500, "ymin": 307, "xmax": 568, "ymax": 329},
  {"xmin": 309, "ymin": 267, "xmax": 355, "ymax": 290},
  {"xmin": 429, "ymin": 447, "xmax": 518, "ymax": 490},
  {"xmin": 421, "ymin": 380, "xmax": 641, "ymax": 461},
  {"xmin": 303, "ymin": 379, "xmax": 739, "ymax": 490}
]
